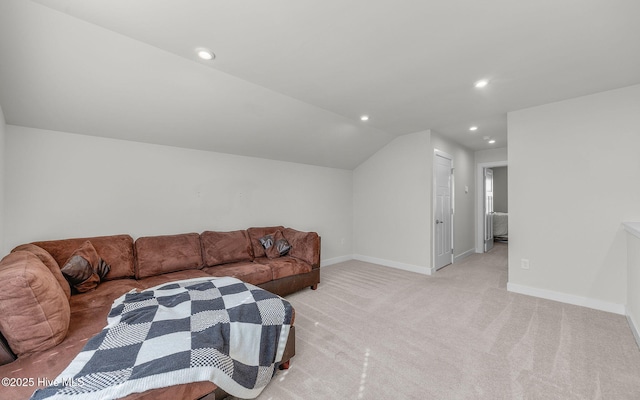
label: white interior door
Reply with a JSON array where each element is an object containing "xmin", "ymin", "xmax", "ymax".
[
  {"xmin": 484, "ymin": 168, "xmax": 494, "ymax": 252},
  {"xmin": 434, "ymin": 152, "xmax": 453, "ymax": 270}
]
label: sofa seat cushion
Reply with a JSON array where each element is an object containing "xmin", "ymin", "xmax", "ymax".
[
  {"xmin": 0, "ymin": 251, "xmax": 71, "ymax": 356},
  {"xmin": 0, "ymin": 274, "xmax": 218, "ymax": 399},
  {"xmin": 0, "ymin": 306, "xmax": 108, "ymax": 399},
  {"xmin": 32, "ymin": 235, "xmax": 135, "ymax": 281},
  {"xmin": 69, "ymin": 279, "xmax": 143, "ymax": 313},
  {"xmin": 0, "ymin": 301, "xmax": 219, "ymax": 400},
  {"xmin": 201, "ymin": 230, "xmax": 253, "ymax": 266},
  {"xmin": 203, "ymin": 262, "xmax": 272, "ymax": 286},
  {"xmin": 135, "ymin": 233, "xmax": 203, "ymax": 279},
  {"xmin": 0, "ymin": 273, "xmax": 219, "ymax": 396},
  {"xmin": 138, "ymin": 270, "xmax": 212, "ymax": 289},
  {"xmin": 254, "ymin": 256, "xmax": 312, "ymax": 280}
]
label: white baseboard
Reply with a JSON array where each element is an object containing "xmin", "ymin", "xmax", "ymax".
[
  {"xmin": 507, "ymin": 282, "xmax": 625, "ymax": 315},
  {"xmin": 454, "ymin": 248, "xmax": 475, "ymax": 263},
  {"xmin": 321, "ymin": 255, "xmax": 353, "ymax": 267},
  {"xmin": 353, "ymin": 254, "xmax": 432, "ymax": 276},
  {"xmin": 626, "ymin": 313, "xmax": 640, "ymax": 350}
]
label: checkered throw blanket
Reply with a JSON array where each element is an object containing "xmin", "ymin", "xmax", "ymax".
[{"xmin": 31, "ymin": 277, "xmax": 293, "ymax": 400}]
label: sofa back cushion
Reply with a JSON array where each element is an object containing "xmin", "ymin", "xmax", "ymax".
[
  {"xmin": 0, "ymin": 251, "xmax": 70, "ymax": 356},
  {"xmin": 31, "ymin": 235, "xmax": 135, "ymax": 281},
  {"xmin": 12, "ymin": 243, "xmax": 71, "ymax": 299},
  {"xmin": 201, "ymin": 230, "xmax": 253, "ymax": 267},
  {"xmin": 283, "ymin": 228, "xmax": 321, "ymax": 268},
  {"xmin": 247, "ymin": 226, "xmax": 285, "ymax": 258},
  {"xmin": 135, "ymin": 233, "xmax": 203, "ymax": 279}
]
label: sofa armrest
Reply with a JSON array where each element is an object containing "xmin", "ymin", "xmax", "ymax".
[
  {"xmin": 0, "ymin": 251, "xmax": 71, "ymax": 357},
  {"xmin": 282, "ymin": 228, "xmax": 320, "ymax": 269},
  {"xmin": 12, "ymin": 243, "xmax": 71, "ymax": 299}
]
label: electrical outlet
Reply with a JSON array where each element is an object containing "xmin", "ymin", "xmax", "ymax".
[{"xmin": 521, "ymin": 259, "xmax": 530, "ymax": 270}]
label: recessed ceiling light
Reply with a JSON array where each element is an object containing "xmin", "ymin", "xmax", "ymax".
[
  {"xmin": 469, "ymin": 126, "xmax": 478, "ymax": 131},
  {"xmin": 360, "ymin": 115, "xmax": 369, "ymax": 121},
  {"xmin": 488, "ymin": 139, "xmax": 496, "ymax": 144},
  {"xmin": 196, "ymin": 48, "xmax": 215, "ymax": 61},
  {"xmin": 474, "ymin": 79, "xmax": 489, "ymax": 88}
]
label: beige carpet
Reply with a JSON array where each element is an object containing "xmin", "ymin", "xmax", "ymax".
[{"xmin": 242, "ymin": 244, "xmax": 640, "ymax": 399}]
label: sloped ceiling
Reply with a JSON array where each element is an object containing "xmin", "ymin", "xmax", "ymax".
[{"xmin": 1, "ymin": 1, "xmax": 640, "ymax": 169}]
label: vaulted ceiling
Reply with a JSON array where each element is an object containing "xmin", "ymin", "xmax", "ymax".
[{"xmin": 1, "ymin": 1, "xmax": 639, "ymax": 169}]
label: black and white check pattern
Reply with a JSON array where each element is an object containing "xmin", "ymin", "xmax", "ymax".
[{"xmin": 31, "ymin": 277, "xmax": 293, "ymax": 400}]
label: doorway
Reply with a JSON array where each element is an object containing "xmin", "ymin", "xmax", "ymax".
[
  {"xmin": 433, "ymin": 150, "xmax": 453, "ymax": 270},
  {"xmin": 484, "ymin": 168, "xmax": 494, "ymax": 252},
  {"xmin": 476, "ymin": 161, "xmax": 508, "ymax": 253}
]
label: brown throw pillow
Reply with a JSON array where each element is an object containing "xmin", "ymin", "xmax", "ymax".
[
  {"xmin": 260, "ymin": 230, "xmax": 292, "ymax": 259},
  {"xmin": 61, "ymin": 241, "xmax": 110, "ymax": 293}
]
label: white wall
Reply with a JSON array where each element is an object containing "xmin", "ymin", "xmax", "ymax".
[
  {"xmin": 475, "ymin": 147, "xmax": 507, "ymax": 165},
  {"xmin": 353, "ymin": 130, "xmax": 432, "ymax": 273},
  {"xmin": 431, "ymin": 131, "xmax": 476, "ymax": 260},
  {"xmin": 626, "ymin": 227, "xmax": 640, "ymax": 345},
  {"xmin": 508, "ymin": 84, "xmax": 640, "ymax": 312},
  {"xmin": 352, "ymin": 130, "xmax": 476, "ymax": 273},
  {"xmin": 4, "ymin": 126, "xmax": 353, "ymax": 262},
  {"xmin": 492, "ymin": 166, "xmax": 508, "ymax": 213},
  {"xmin": 0, "ymin": 106, "xmax": 5, "ymax": 255}
]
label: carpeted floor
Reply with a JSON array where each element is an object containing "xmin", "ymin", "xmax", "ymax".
[{"xmin": 243, "ymin": 243, "xmax": 640, "ymax": 399}]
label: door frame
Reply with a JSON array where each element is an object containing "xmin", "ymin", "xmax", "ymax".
[
  {"xmin": 475, "ymin": 160, "xmax": 507, "ymax": 253},
  {"xmin": 432, "ymin": 149, "xmax": 454, "ymax": 272},
  {"xmin": 484, "ymin": 168, "xmax": 494, "ymax": 252}
]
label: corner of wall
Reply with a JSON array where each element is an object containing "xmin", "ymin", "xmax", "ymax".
[
  {"xmin": 508, "ymin": 84, "xmax": 640, "ymax": 308},
  {"xmin": 352, "ymin": 130, "xmax": 432, "ymax": 270}
]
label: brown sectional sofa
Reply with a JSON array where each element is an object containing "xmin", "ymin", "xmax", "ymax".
[{"xmin": 0, "ymin": 226, "xmax": 320, "ymax": 400}]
